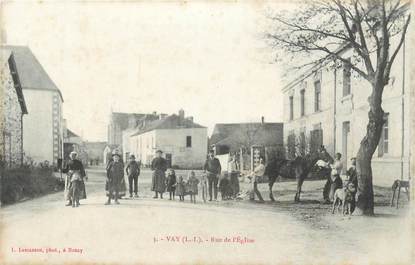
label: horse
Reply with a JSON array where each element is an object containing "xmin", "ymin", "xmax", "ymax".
[{"xmin": 264, "ymin": 150, "xmax": 333, "ymax": 202}]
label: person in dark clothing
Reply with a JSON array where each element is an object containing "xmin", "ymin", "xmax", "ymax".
[
  {"xmin": 346, "ymin": 157, "xmax": 358, "ymax": 213},
  {"xmin": 106, "ymin": 152, "xmax": 124, "ymax": 205},
  {"xmin": 203, "ymin": 150, "xmax": 222, "ymax": 201},
  {"xmin": 126, "ymin": 154, "xmax": 140, "ymax": 198},
  {"xmin": 166, "ymin": 169, "xmax": 177, "ymax": 200},
  {"xmin": 151, "ymin": 150, "xmax": 168, "ymax": 199},
  {"xmin": 62, "ymin": 151, "xmax": 87, "ymax": 207},
  {"xmin": 219, "ymin": 175, "xmax": 231, "ymax": 200}
]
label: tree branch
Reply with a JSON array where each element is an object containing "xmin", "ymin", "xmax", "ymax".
[{"xmin": 384, "ymin": 14, "xmax": 411, "ymax": 84}]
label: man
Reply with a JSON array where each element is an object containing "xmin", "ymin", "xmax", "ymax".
[
  {"xmin": 250, "ymin": 157, "xmax": 265, "ymax": 202},
  {"xmin": 106, "ymin": 152, "xmax": 124, "ymax": 205},
  {"xmin": 62, "ymin": 151, "xmax": 87, "ymax": 207},
  {"xmin": 126, "ymin": 154, "xmax": 140, "ymax": 198},
  {"xmin": 346, "ymin": 157, "xmax": 358, "ymax": 213},
  {"xmin": 203, "ymin": 150, "xmax": 221, "ymax": 201},
  {"xmin": 151, "ymin": 150, "xmax": 167, "ymax": 199},
  {"xmin": 228, "ymin": 154, "xmax": 240, "ymax": 198}
]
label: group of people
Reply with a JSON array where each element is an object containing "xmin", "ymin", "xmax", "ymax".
[
  {"xmin": 150, "ymin": 149, "xmax": 239, "ymax": 203},
  {"xmin": 321, "ymin": 152, "xmax": 359, "ymax": 211}
]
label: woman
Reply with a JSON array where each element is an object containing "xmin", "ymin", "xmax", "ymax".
[
  {"xmin": 62, "ymin": 151, "xmax": 87, "ymax": 207},
  {"xmin": 151, "ymin": 150, "xmax": 167, "ymax": 199},
  {"xmin": 228, "ymin": 154, "xmax": 240, "ymax": 198}
]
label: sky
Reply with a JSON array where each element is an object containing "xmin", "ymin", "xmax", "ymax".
[{"xmin": 2, "ymin": 1, "xmax": 286, "ymax": 141}]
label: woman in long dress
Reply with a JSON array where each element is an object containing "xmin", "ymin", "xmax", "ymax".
[
  {"xmin": 62, "ymin": 151, "xmax": 87, "ymax": 207},
  {"xmin": 151, "ymin": 150, "xmax": 167, "ymax": 199}
]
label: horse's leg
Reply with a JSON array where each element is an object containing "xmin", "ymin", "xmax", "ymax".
[
  {"xmin": 390, "ymin": 187, "xmax": 396, "ymax": 207},
  {"xmin": 269, "ymin": 179, "xmax": 275, "ymax": 202},
  {"xmin": 295, "ymin": 175, "xmax": 305, "ymax": 202}
]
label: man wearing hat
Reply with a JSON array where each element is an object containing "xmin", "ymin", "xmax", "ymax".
[
  {"xmin": 105, "ymin": 150, "xmax": 125, "ymax": 204},
  {"xmin": 204, "ymin": 150, "xmax": 222, "ymax": 201},
  {"xmin": 62, "ymin": 151, "xmax": 87, "ymax": 207},
  {"xmin": 151, "ymin": 150, "xmax": 167, "ymax": 199},
  {"xmin": 126, "ymin": 154, "xmax": 141, "ymax": 198}
]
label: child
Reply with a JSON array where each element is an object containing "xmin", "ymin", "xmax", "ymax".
[
  {"xmin": 219, "ymin": 174, "xmax": 231, "ymax": 201},
  {"xmin": 166, "ymin": 169, "xmax": 177, "ymax": 200},
  {"xmin": 200, "ymin": 173, "xmax": 208, "ymax": 203},
  {"xmin": 176, "ymin": 176, "xmax": 185, "ymax": 201},
  {"xmin": 187, "ymin": 171, "xmax": 200, "ymax": 203}
]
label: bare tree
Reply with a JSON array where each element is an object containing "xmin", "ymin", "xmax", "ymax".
[{"xmin": 266, "ymin": 0, "xmax": 410, "ymax": 215}]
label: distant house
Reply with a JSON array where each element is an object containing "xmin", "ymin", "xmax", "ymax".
[
  {"xmin": 210, "ymin": 119, "xmax": 284, "ymax": 155},
  {"xmin": 107, "ymin": 112, "xmax": 160, "ymax": 153},
  {"xmin": 4, "ymin": 46, "xmax": 64, "ymax": 166},
  {"xmin": 0, "ymin": 48, "xmax": 28, "ymax": 167},
  {"xmin": 129, "ymin": 109, "xmax": 208, "ymax": 169},
  {"xmin": 63, "ymin": 126, "xmax": 87, "ymax": 165},
  {"xmin": 84, "ymin": 141, "xmax": 107, "ymax": 165}
]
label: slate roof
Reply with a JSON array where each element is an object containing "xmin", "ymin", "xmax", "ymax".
[
  {"xmin": 1, "ymin": 45, "xmax": 63, "ymax": 101},
  {"xmin": 131, "ymin": 114, "xmax": 206, "ymax": 136},
  {"xmin": 66, "ymin": 129, "xmax": 80, "ymax": 138}
]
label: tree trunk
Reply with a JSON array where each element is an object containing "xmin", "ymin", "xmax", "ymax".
[{"xmin": 354, "ymin": 83, "xmax": 385, "ymax": 216}]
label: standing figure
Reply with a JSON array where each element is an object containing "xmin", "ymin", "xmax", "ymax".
[
  {"xmin": 151, "ymin": 150, "xmax": 167, "ymax": 199},
  {"xmin": 328, "ymin": 153, "xmax": 344, "ymax": 202},
  {"xmin": 126, "ymin": 154, "xmax": 141, "ymax": 198},
  {"xmin": 346, "ymin": 157, "xmax": 358, "ymax": 212},
  {"xmin": 187, "ymin": 171, "xmax": 199, "ymax": 203},
  {"xmin": 176, "ymin": 176, "xmax": 186, "ymax": 201},
  {"xmin": 228, "ymin": 154, "xmax": 240, "ymax": 198},
  {"xmin": 200, "ymin": 174, "xmax": 208, "ymax": 202},
  {"xmin": 105, "ymin": 152, "xmax": 124, "ymax": 205},
  {"xmin": 62, "ymin": 151, "xmax": 87, "ymax": 207},
  {"xmin": 203, "ymin": 150, "xmax": 222, "ymax": 201},
  {"xmin": 250, "ymin": 157, "xmax": 265, "ymax": 202},
  {"xmin": 166, "ymin": 168, "xmax": 177, "ymax": 200}
]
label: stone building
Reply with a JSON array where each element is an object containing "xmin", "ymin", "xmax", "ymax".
[
  {"xmin": 129, "ymin": 110, "xmax": 207, "ymax": 169},
  {"xmin": 107, "ymin": 112, "xmax": 160, "ymax": 152},
  {"xmin": 4, "ymin": 46, "xmax": 64, "ymax": 166},
  {"xmin": 282, "ymin": 39, "xmax": 410, "ymax": 186},
  {"xmin": 0, "ymin": 49, "xmax": 28, "ymax": 167}
]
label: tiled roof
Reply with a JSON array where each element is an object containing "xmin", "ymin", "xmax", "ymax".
[{"xmin": 1, "ymin": 45, "xmax": 63, "ymax": 101}]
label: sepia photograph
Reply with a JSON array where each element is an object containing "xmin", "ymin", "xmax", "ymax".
[{"xmin": 0, "ymin": 0, "xmax": 413, "ymax": 264}]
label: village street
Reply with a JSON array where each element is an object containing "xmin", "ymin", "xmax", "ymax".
[{"xmin": 1, "ymin": 167, "xmax": 412, "ymax": 265}]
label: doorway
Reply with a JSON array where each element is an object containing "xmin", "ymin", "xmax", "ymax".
[{"xmin": 342, "ymin": 121, "xmax": 350, "ymax": 172}]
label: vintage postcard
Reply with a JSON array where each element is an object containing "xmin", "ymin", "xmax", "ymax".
[{"xmin": 0, "ymin": 0, "xmax": 413, "ymax": 264}]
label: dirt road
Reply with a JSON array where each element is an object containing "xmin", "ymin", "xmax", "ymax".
[{"xmin": 1, "ymin": 167, "xmax": 412, "ymax": 265}]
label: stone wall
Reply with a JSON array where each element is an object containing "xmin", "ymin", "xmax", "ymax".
[{"xmin": 1, "ymin": 58, "xmax": 23, "ymax": 167}]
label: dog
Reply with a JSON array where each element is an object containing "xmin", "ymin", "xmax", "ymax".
[
  {"xmin": 332, "ymin": 182, "xmax": 356, "ymax": 216},
  {"xmin": 390, "ymin": 179, "xmax": 410, "ymax": 209}
]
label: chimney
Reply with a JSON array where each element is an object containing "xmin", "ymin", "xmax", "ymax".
[
  {"xmin": 179, "ymin": 109, "xmax": 185, "ymax": 119},
  {"xmin": 261, "ymin": 116, "xmax": 265, "ymax": 124}
]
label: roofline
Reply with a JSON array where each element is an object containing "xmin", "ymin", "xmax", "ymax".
[
  {"xmin": 130, "ymin": 126, "xmax": 207, "ymax": 137},
  {"xmin": 7, "ymin": 53, "xmax": 28, "ymax": 114},
  {"xmin": 22, "ymin": 86, "xmax": 64, "ymax": 102},
  {"xmin": 282, "ymin": 43, "xmax": 351, "ymax": 93}
]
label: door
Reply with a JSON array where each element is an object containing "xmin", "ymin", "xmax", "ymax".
[
  {"xmin": 342, "ymin": 121, "xmax": 350, "ymax": 172},
  {"xmin": 165, "ymin": 153, "xmax": 172, "ymax": 168}
]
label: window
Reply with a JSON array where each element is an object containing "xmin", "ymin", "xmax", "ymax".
[
  {"xmin": 299, "ymin": 127, "xmax": 306, "ymax": 156},
  {"xmin": 378, "ymin": 114, "xmax": 389, "ymax": 157},
  {"xmin": 310, "ymin": 123, "xmax": 323, "ymax": 154},
  {"xmin": 289, "ymin": 96, "xmax": 294, "ymax": 120},
  {"xmin": 343, "ymin": 59, "xmax": 351, "ymax": 96},
  {"xmin": 314, "ymin": 80, "xmax": 321, "ymax": 112},
  {"xmin": 300, "ymin": 89, "xmax": 305, "ymax": 116},
  {"xmin": 186, "ymin": 136, "xmax": 192, "ymax": 148}
]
